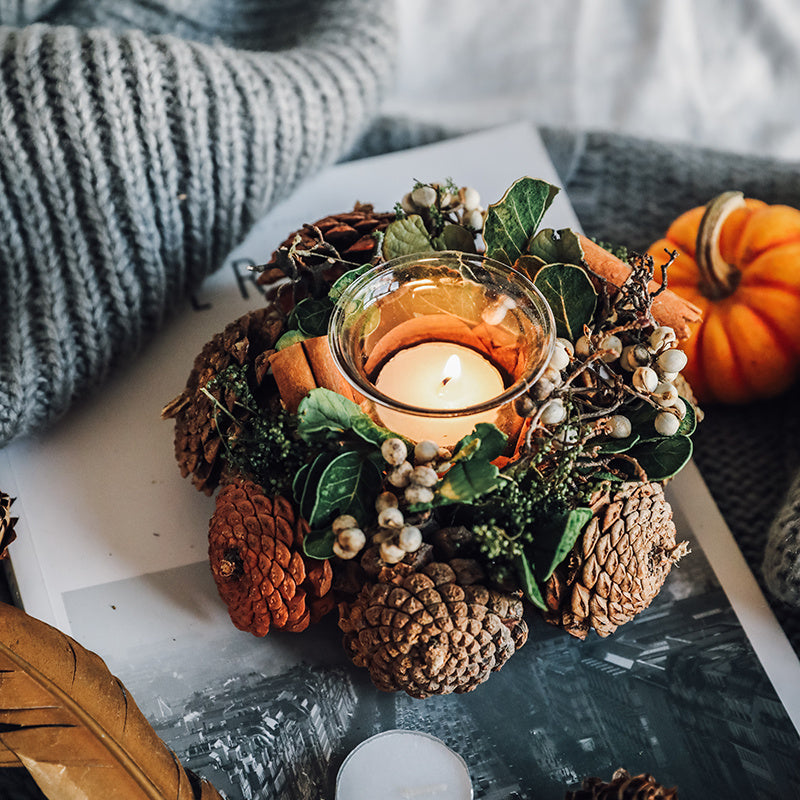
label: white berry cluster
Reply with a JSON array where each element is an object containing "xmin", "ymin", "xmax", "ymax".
[
  {"xmin": 330, "ymin": 437, "xmax": 451, "ymax": 565},
  {"xmin": 375, "ymin": 437, "xmax": 451, "ymax": 564},
  {"xmin": 400, "ymin": 182, "xmax": 486, "ymax": 232},
  {"xmin": 525, "ymin": 324, "xmax": 689, "ymax": 439}
]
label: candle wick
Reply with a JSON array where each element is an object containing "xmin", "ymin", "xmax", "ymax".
[{"xmin": 441, "ymin": 377, "xmax": 452, "ymax": 388}]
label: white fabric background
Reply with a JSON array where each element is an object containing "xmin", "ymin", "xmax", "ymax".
[{"xmin": 387, "ymin": 0, "xmax": 800, "ymax": 159}]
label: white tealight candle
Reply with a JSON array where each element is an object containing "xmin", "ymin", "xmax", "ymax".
[
  {"xmin": 336, "ymin": 730, "xmax": 473, "ymax": 800},
  {"xmin": 373, "ymin": 342, "xmax": 505, "ymax": 446}
]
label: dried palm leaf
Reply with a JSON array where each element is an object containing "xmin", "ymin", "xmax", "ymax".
[{"xmin": 0, "ymin": 602, "xmax": 222, "ymax": 800}]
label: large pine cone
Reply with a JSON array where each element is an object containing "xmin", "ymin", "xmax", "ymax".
[
  {"xmin": 208, "ymin": 480, "xmax": 334, "ymax": 636},
  {"xmin": 162, "ymin": 308, "xmax": 283, "ymax": 495},
  {"xmin": 544, "ymin": 483, "xmax": 689, "ymax": 639},
  {"xmin": 257, "ymin": 203, "xmax": 395, "ymax": 312},
  {"xmin": 0, "ymin": 491, "xmax": 17, "ymax": 560},
  {"xmin": 566, "ymin": 768, "xmax": 677, "ymax": 799},
  {"xmin": 339, "ymin": 559, "xmax": 528, "ymax": 698}
]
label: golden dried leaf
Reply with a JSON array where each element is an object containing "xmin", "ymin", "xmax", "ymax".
[{"xmin": 0, "ymin": 603, "xmax": 223, "ymax": 800}]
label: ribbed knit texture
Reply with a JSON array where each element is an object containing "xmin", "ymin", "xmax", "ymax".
[
  {"xmin": 764, "ymin": 473, "xmax": 800, "ymax": 607},
  {"xmin": 0, "ymin": 0, "xmax": 395, "ymax": 447}
]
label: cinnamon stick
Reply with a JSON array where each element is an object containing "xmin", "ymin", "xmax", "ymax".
[
  {"xmin": 578, "ymin": 235, "xmax": 702, "ymax": 340},
  {"xmin": 269, "ymin": 337, "xmax": 363, "ymax": 413}
]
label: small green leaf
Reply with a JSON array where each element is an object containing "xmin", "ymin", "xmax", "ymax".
[
  {"xmin": 350, "ymin": 415, "xmax": 396, "ymax": 448},
  {"xmin": 483, "ymin": 178, "xmax": 559, "ymax": 265},
  {"xmin": 526, "ymin": 228, "xmax": 584, "ymax": 267},
  {"xmin": 298, "ymin": 452, "xmax": 336, "ymax": 521},
  {"xmin": 309, "ymin": 451, "xmax": 383, "ymax": 529},
  {"xmin": 303, "ymin": 528, "xmax": 336, "ymax": 560},
  {"xmin": 628, "ymin": 435, "xmax": 693, "ymax": 481},
  {"xmin": 435, "ymin": 458, "xmax": 501, "ymax": 505},
  {"xmin": 453, "ymin": 423, "xmax": 507, "ymax": 462},
  {"xmin": 292, "ymin": 462, "xmax": 311, "ymax": 504},
  {"xmin": 676, "ymin": 398, "xmax": 697, "ymax": 437},
  {"xmin": 297, "ymin": 388, "xmax": 361, "ymax": 441},
  {"xmin": 432, "ymin": 223, "xmax": 477, "ymax": 253},
  {"xmin": 515, "ymin": 553, "xmax": 547, "ymax": 610},
  {"xmin": 382, "ymin": 215, "xmax": 435, "ymax": 260},
  {"xmin": 328, "ymin": 263, "xmax": 374, "ymax": 303},
  {"xmin": 288, "ymin": 296, "xmax": 334, "ymax": 337},
  {"xmin": 590, "ymin": 432, "xmax": 641, "ymax": 455},
  {"xmin": 513, "ymin": 254, "xmax": 545, "ymax": 282},
  {"xmin": 538, "ymin": 507, "xmax": 593, "ymax": 582},
  {"xmin": 275, "ymin": 329, "xmax": 311, "ymax": 350},
  {"xmin": 533, "ymin": 263, "xmax": 597, "ymax": 341}
]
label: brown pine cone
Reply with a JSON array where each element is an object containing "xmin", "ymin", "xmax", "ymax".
[
  {"xmin": 0, "ymin": 491, "xmax": 17, "ymax": 560},
  {"xmin": 257, "ymin": 203, "xmax": 395, "ymax": 312},
  {"xmin": 543, "ymin": 483, "xmax": 689, "ymax": 639},
  {"xmin": 162, "ymin": 307, "xmax": 284, "ymax": 495},
  {"xmin": 566, "ymin": 768, "xmax": 677, "ymax": 799},
  {"xmin": 338, "ymin": 559, "xmax": 528, "ymax": 698},
  {"xmin": 208, "ymin": 480, "xmax": 334, "ymax": 635}
]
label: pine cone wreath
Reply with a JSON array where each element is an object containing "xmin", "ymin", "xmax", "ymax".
[
  {"xmin": 162, "ymin": 308, "xmax": 284, "ymax": 495},
  {"xmin": 338, "ymin": 559, "xmax": 528, "ymax": 698},
  {"xmin": 566, "ymin": 768, "xmax": 677, "ymax": 799},
  {"xmin": 208, "ymin": 480, "xmax": 334, "ymax": 636},
  {"xmin": 544, "ymin": 483, "xmax": 689, "ymax": 639},
  {"xmin": 257, "ymin": 203, "xmax": 395, "ymax": 311},
  {"xmin": 0, "ymin": 491, "xmax": 17, "ymax": 560}
]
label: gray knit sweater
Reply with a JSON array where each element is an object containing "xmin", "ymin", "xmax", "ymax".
[{"xmin": 0, "ymin": 0, "xmax": 395, "ymax": 446}]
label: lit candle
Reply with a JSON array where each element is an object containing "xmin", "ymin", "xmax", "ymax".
[
  {"xmin": 374, "ymin": 342, "xmax": 505, "ymax": 446},
  {"xmin": 336, "ymin": 730, "xmax": 473, "ymax": 800}
]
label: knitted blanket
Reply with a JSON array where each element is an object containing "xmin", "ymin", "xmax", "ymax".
[{"xmin": 0, "ymin": 0, "xmax": 394, "ymax": 446}]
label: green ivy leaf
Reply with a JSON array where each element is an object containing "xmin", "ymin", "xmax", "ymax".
[
  {"xmin": 432, "ymin": 223, "xmax": 477, "ymax": 253},
  {"xmin": 483, "ymin": 178, "xmax": 559, "ymax": 265},
  {"xmin": 676, "ymin": 399, "xmax": 697, "ymax": 437},
  {"xmin": 537, "ymin": 507, "xmax": 593, "ymax": 582},
  {"xmin": 287, "ymin": 296, "xmax": 334, "ymax": 338},
  {"xmin": 526, "ymin": 228, "xmax": 585, "ymax": 268},
  {"xmin": 435, "ymin": 458, "xmax": 501, "ymax": 506},
  {"xmin": 533, "ymin": 263, "xmax": 597, "ymax": 341},
  {"xmin": 453, "ymin": 423, "xmax": 507, "ymax": 462},
  {"xmin": 515, "ymin": 553, "xmax": 547, "ymax": 610},
  {"xmin": 292, "ymin": 462, "xmax": 311, "ymax": 502},
  {"xmin": 627, "ymin": 435, "xmax": 693, "ymax": 482},
  {"xmin": 297, "ymin": 452, "xmax": 337, "ymax": 521},
  {"xmin": 350, "ymin": 415, "xmax": 397, "ymax": 448},
  {"xmin": 328, "ymin": 263, "xmax": 374, "ymax": 303},
  {"xmin": 275, "ymin": 329, "xmax": 311, "ymax": 351},
  {"xmin": 309, "ymin": 450, "xmax": 383, "ymax": 529},
  {"xmin": 591, "ymin": 432, "xmax": 641, "ymax": 455},
  {"xmin": 303, "ymin": 527, "xmax": 336, "ymax": 560},
  {"xmin": 509, "ymin": 255, "xmax": 544, "ymax": 284},
  {"xmin": 297, "ymin": 388, "xmax": 362, "ymax": 442},
  {"xmin": 382, "ymin": 215, "xmax": 434, "ymax": 260}
]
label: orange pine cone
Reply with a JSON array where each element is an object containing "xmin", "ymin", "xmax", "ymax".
[{"xmin": 208, "ymin": 480, "xmax": 334, "ymax": 636}]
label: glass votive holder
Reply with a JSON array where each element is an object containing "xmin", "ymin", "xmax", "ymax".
[{"xmin": 328, "ymin": 251, "xmax": 555, "ymax": 447}]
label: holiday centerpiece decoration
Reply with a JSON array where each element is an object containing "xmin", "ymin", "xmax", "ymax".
[{"xmin": 164, "ymin": 177, "xmax": 702, "ymax": 698}]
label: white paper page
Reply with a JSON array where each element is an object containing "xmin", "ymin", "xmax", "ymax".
[{"xmin": 0, "ymin": 122, "xmax": 577, "ymax": 632}]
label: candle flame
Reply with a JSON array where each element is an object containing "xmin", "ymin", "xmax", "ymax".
[{"xmin": 440, "ymin": 354, "xmax": 461, "ymax": 388}]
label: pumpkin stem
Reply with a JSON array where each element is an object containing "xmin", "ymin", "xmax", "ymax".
[{"xmin": 695, "ymin": 190, "xmax": 745, "ymax": 299}]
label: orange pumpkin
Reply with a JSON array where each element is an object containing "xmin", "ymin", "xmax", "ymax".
[{"xmin": 647, "ymin": 191, "xmax": 800, "ymax": 404}]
